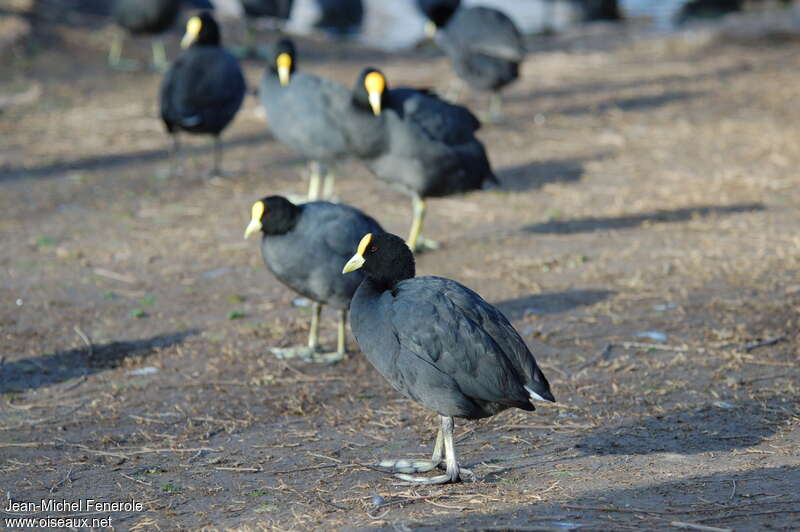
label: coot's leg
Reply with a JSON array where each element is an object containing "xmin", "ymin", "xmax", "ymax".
[
  {"xmin": 337, "ymin": 308, "xmax": 347, "ymax": 355},
  {"xmin": 211, "ymin": 135, "xmax": 222, "ymax": 177},
  {"xmin": 169, "ymin": 134, "xmax": 183, "ymax": 177},
  {"xmin": 151, "ymin": 39, "xmax": 168, "ymax": 72},
  {"xmin": 373, "ymin": 425, "xmax": 444, "ymax": 475},
  {"xmin": 308, "ymin": 301, "xmax": 321, "ymax": 350},
  {"xmin": 307, "ymin": 161, "xmax": 322, "ymax": 201},
  {"xmin": 108, "ymin": 31, "xmax": 139, "ymax": 70},
  {"xmin": 313, "ymin": 308, "xmax": 348, "ymax": 363},
  {"xmin": 321, "ymin": 172, "xmax": 337, "ymax": 202},
  {"xmin": 488, "ymin": 92, "xmax": 504, "ymax": 123},
  {"xmin": 271, "ymin": 302, "xmax": 321, "ymax": 361},
  {"xmin": 406, "ymin": 195, "xmax": 439, "ymax": 253},
  {"xmin": 395, "ymin": 416, "xmax": 474, "ymax": 485}
]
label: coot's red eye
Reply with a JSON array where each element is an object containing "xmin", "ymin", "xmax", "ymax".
[{"xmin": 370, "ymin": 246, "xmax": 378, "ymax": 253}]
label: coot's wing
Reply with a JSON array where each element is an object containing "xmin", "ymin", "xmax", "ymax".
[
  {"xmin": 389, "ymin": 277, "xmax": 542, "ymax": 408},
  {"xmin": 318, "ymin": 205, "xmax": 383, "ymax": 259},
  {"xmin": 448, "ymin": 7, "xmax": 525, "ymax": 62},
  {"xmin": 390, "ymin": 89, "xmax": 481, "ymax": 144}
]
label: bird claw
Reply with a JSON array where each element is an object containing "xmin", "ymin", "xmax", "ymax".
[
  {"xmin": 374, "ymin": 459, "xmax": 442, "ymax": 474},
  {"xmin": 393, "ymin": 467, "xmax": 474, "ymax": 485},
  {"xmin": 270, "ymin": 346, "xmax": 345, "ymax": 364},
  {"xmin": 310, "ymin": 350, "xmax": 348, "ymax": 364},
  {"xmin": 409, "ymin": 236, "xmax": 441, "ymax": 254}
]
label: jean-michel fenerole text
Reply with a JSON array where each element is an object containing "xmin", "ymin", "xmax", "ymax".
[{"xmin": 5, "ymin": 499, "xmax": 144, "ymax": 513}]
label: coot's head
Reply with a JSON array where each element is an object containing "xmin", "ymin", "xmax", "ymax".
[
  {"xmin": 181, "ymin": 12, "xmax": 221, "ymax": 48},
  {"xmin": 342, "ymin": 232, "xmax": 415, "ymax": 288},
  {"xmin": 353, "ymin": 68, "xmax": 387, "ymax": 116},
  {"xmin": 244, "ymin": 195, "xmax": 301, "ymax": 238},
  {"xmin": 417, "ymin": 0, "xmax": 460, "ymax": 34},
  {"xmin": 270, "ymin": 38, "xmax": 296, "ymax": 86}
]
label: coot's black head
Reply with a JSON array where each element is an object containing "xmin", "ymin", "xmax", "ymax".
[
  {"xmin": 352, "ymin": 68, "xmax": 387, "ymax": 116},
  {"xmin": 342, "ymin": 232, "xmax": 415, "ymax": 289},
  {"xmin": 243, "ymin": 195, "xmax": 301, "ymax": 238},
  {"xmin": 181, "ymin": 11, "xmax": 221, "ymax": 48},
  {"xmin": 417, "ymin": 0, "xmax": 460, "ymax": 29},
  {"xmin": 270, "ymin": 38, "xmax": 297, "ymax": 86}
]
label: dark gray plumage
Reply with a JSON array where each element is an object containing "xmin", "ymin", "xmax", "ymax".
[
  {"xmin": 342, "ymin": 68, "xmax": 496, "ymax": 251},
  {"xmin": 259, "ymin": 39, "xmax": 352, "ymax": 199},
  {"xmin": 418, "ymin": 0, "xmax": 524, "ymax": 118},
  {"xmin": 160, "ymin": 12, "xmax": 246, "ymax": 176},
  {"xmin": 245, "ymin": 196, "xmax": 384, "ymax": 361},
  {"xmin": 261, "ymin": 201, "xmax": 380, "ymax": 309},
  {"xmin": 343, "ymin": 232, "xmax": 554, "ymax": 484}
]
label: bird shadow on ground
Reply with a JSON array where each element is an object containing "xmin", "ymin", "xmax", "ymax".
[
  {"xmin": 0, "ymin": 329, "xmax": 199, "ymax": 393},
  {"xmin": 556, "ymin": 90, "xmax": 703, "ymax": 116},
  {"xmin": 495, "ymin": 153, "xmax": 609, "ymax": 192},
  {"xmin": 574, "ymin": 394, "xmax": 798, "ymax": 457},
  {"xmin": 494, "ymin": 289, "xmax": 614, "ymax": 321},
  {"xmin": 399, "ymin": 466, "xmax": 800, "ymax": 531},
  {"xmin": 508, "ymin": 64, "xmax": 751, "ymax": 104},
  {"xmin": 0, "ymin": 132, "xmax": 277, "ymax": 182},
  {"xmin": 523, "ymin": 202, "xmax": 766, "ymax": 235}
]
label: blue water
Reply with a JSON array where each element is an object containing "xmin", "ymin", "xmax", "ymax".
[{"xmin": 621, "ymin": 0, "xmax": 689, "ymax": 31}]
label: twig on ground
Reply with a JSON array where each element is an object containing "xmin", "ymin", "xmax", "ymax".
[
  {"xmin": 74, "ymin": 326, "xmax": 94, "ymax": 360},
  {"xmin": 670, "ymin": 522, "xmax": 732, "ymax": 532},
  {"xmin": 0, "ymin": 401, "xmax": 89, "ymax": 431},
  {"xmin": 740, "ymin": 335, "xmax": 785, "ymax": 353},
  {"xmin": 214, "ymin": 466, "xmax": 263, "ymax": 472},
  {"xmin": 49, "ymin": 468, "xmax": 73, "ymax": 494},
  {"xmin": 120, "ymin": 473, "xmax": 152, "ymax": 487},
  {"xmin": 316, "ymin": 493, "xmax": 346, "ymax": 511},
  {"xmin": 697, "ymin": 509, "xmax": 800, "ymax": 522},
  {"xmin": 92, "ymin": 267, "xmax": 138, "ymax": 284}
]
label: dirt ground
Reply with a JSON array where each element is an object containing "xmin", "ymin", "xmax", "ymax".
[{"xmin": 1, "ymin": 9, "xmax": 799, "ymax": 532}]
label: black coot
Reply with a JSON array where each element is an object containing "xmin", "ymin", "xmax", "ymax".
[
  {"xmin": 160, "ymin": 12, "xmax": 246, "ymax": 177},
  {"xmin": 341, "ymin": 68, "xmax": 496, "ymax": 252},
  {"xmin": 110, "ymin": 0, "xmax": 213, "ymax": 71},
  {"xmin": 342, "ymin": 232, "xmax": 555, "ymax": 484},
  {"xmin": 245, "ymin": 196, "xmax": 383, "ymax": 362},
  {"xmin": 259, "ymin": 39, "xmax": 353, "ymax": 200},
  {"xmin": 417, "ymin": 0, "xmax": 524, "ymax": 119}
]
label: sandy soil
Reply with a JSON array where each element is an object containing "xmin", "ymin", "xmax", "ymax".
[{"xmin": 1, "ymin": 9, "xmax": 799, "ymax": 532}]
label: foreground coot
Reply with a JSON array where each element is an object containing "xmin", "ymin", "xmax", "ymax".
[{"xmin": 342, "ymin": 232, "xmax": 555, "ymax": 484}]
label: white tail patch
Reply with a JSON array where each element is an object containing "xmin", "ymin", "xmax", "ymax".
[{"xmin": 525, "ymin": 385, "xmax": 547, "ymax": 402}]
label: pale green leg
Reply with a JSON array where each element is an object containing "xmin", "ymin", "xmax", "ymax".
[
  {"xmin": 313, "ymin": 309, "xmax": 349, "ymax": 363},
  {"xmin": 151, "ymin": 39, "xmax": 168, "ymax": 72},
  {"xmin": 488, "ymin": 92, "xmax": 504, "ymax": 123},
  {"xmin": 108, "ymin": 31, "xmax": 139, "ymax": 71},
  {"xmin": 271, "ymin": 302, "xmax": 321, "ymax": 360},
  {"xmin": 169, "ymin": 134, "xmax": 183, "ymax": 177},
  {"xmin": 211, "ymin": 136, "xmax": 222, "ymax": 178},
  {"xmin": 406, "ymin": 195, "xmax": 439, "ymax": 253},
  {"xmin": 307, "ymin": 161, "xmax": 323, "ymax": 201},
  {"xmin": 395, "ymin": 416, "xmax": 474, "ymax": 485},
  {"xmin": 375, "ymin": 425, "xmax": 444, "ymax": 474},
  {"xmin": 321, "ymin": 173, "xmax": 337, "ymax": 202}
]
